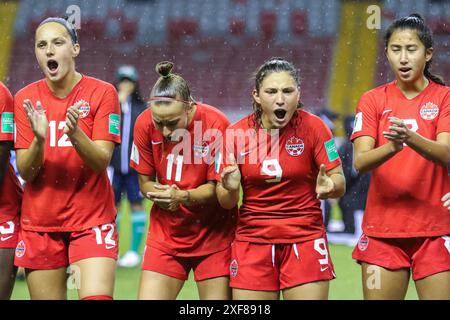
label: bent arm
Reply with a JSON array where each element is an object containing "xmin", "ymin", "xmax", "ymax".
[
  {"xmin": 326, "ymin": 165, "xmax": 346, "ymax": 199},
  {"xmin": 405, "ymin": 132, "xmax": 450, "ymax": 166},
  {"xmin": 216, "ymin": 182, "xmax": 239, "ymax": 210},
  {"xmin": 353, "ymin": 136, "xmax": 402, "ymax": 174},
  {"xmin": 69, "ymin": 128, "xmax": 115, "ymax": 173},
  {"xmin": 16, "ymin": 138, "xmax": 45, "ymax": 183},
  {"xmin": 0, "ymin": 141, "xmax": 13, "ymax": 185}
]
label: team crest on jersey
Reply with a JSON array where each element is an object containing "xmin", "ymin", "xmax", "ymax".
[
  {"xmin": 358, "ymin": 234, "xmax": 369, "ymax": 251},
  {"xmin": 15, "ymin": 240, "xmax": 26, "ymax": 258},
  {"xmin": 76, "ymin": 100, "xmax": 91, "ymax": 119},
  {"xmin": 230, "ymin": 259, "xmax": 238, "ymax": 278},
  {"xmin": 419, "ymin": 102, "xmax": 439, "ymax": 120},
  {"xmin": 193, "ymin": 141, "xmax": 209, "ymax": 158},
  {"xmin": 285, "ymin": 136, "xmax": 304, "ymax": 156}
]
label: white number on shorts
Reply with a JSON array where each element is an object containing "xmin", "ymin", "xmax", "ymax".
[
  {"xmin": 314, "ymin": 238, "xmax": 329, "ymax": 266},
  {"xmin": 261, "ymin": 159, "xmax": 283, "ymax": 183},
  {"xmin": 49, "ymin": 121, "xmax": 72, "ymax": 147},
  {"xmin": 93, "ymin": 223, "xmax": 116, "ymax": 249},
  {"xmin": 166, "ymin": 154, "xmax": 183, "ymax": 182},
  {"xmin": 443, "ymin": 236, "xmax": 450, "ymax": 253},
  {"xmin": 0, "ymin": 221, "xmax": 14, "ymax": 235}
]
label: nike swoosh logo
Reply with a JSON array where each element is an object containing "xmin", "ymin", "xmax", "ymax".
[
  {"xmin": 105, "ymin": 245, "xmax": 116, "ymax": 249},
  {"xmin": 1, "ymin": 236, "xmax": 13, "ymax": 241},
  {"xmin": 151, "ymin": 140, "xmax": 162, "ymax": 145},
  {"xmin": 240, "ymin": 151, "xmax": 251, "ymax": 156},
  {"xmin": 382, "ymin": 109, "xmax": 392, "ymax": 115},
  {"xmin": 320, "ymin": 266, "xmax": 329, "ymax": 272}
]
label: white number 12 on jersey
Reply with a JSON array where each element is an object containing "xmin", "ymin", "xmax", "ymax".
[{"xmin": 49, "ymin": 121, "xmax": 72, "ymax": 147}]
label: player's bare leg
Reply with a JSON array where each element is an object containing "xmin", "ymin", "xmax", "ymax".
[
  {"xmin": 282, "ymin": 280, "xmax": 329, "ymax": 300},
  {"xmin": 415, "ymin": 271, "xmax": 450, "ymax": 300},
  {"xmin": 0, "ymin": 249, "xmax": 17, "ymax": 299},
  {"xmin": 138, "ymin": 270, "xmax": 184, "ymax": 299},
  {"xmin": 361, "ymin": 263, "xmax": 410, "ymax": 299},
  {"xmin": 232, "ymin": 289, "xmax": 280, "ymax": 300},
  {"xmin": 72, "ymin": 257, "xmax": 116, "ymax": 299},
  {"xmin": 25, "ymin": 267, "xmax": 68, "ymax": 300},
  {"xmin": 197, "ymin": 276, "xmax": 231, "ymax": 299}
]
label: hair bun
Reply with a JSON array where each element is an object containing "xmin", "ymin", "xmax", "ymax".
[
  {"xmin": 408, "ymin": 13, "xmax": 424, "ymax": 23},
  {"xmin": 156, "ymin": 61, "xmax": 174, "ymax": 78}
]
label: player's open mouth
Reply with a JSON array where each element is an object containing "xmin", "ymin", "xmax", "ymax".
[
  {"xmin": 399, "ymin": 67, "xmax": 411, "ymax": 75},
  {"xmin": 274, "ymin": 109, "xmax": 287, "ymax": 120},
  {"xmin": 47, "ymin": 60, "xmax": 59, "ymax": 75}
]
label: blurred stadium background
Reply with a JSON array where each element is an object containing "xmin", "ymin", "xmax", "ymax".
[{"xmin": 1, "ymin": 0, "xmax": 449, "ymax": 299}]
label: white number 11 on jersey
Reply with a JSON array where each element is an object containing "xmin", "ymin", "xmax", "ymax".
[{"xmin": 166, "ymin": 154, "xmax": 183, "ymax": 182}]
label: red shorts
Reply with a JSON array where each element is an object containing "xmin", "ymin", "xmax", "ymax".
[
  {"xmin": 0, "ymin": 216, "xmax": 19, "ymax": 249},
  {"xmin": 142, "ymin": 245, "xmax": 231, "ymax": 281},
  {"xmin": 230, "ymin": 237, "xmax": 336, "ymax": 291},
  {"xmin": 352, "ymin": 234, "xmax": 450, "ymax": 280},
  {"xmin": 14, "ymin": 222, "xmax": 119, "ymax": 270}
]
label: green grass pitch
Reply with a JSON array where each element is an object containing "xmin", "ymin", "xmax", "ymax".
[{"xmin": 10, "ymin": 199, "xmax": 419, "ymax": 300}]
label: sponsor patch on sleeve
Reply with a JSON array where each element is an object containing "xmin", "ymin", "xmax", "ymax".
[
  {"xmin": 109, "ymin": 113, "xmax": 120, "ymax": 136},
  {"xmin": 1, "ymin": 112, "xmax": 14, "ymax": 133},
  {"xmin": 130, "ymin": 142, "xmax": 139, "ymax": 165},
  {"xmin": 324, "ymin": 138, "xmax": 339, "ymax": 162},
  {"xmin": 353, "ymin": 112, "xmax": 362, "ymax": 133}
]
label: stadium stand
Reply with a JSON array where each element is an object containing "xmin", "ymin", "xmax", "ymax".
[{"xmin": 4, "ymin": 0, "xmax": 450, "ymax": 122}]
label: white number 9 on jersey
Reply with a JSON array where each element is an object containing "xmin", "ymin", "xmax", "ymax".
[{"xmin": 261, "ymin": 159, "xmax": 283, "ymax": 183}]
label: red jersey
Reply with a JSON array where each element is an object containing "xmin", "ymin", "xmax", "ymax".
[
  {"xmin": 351, "ymin": 81, "xmax": 450, "ymax": 238},
  {"xmin": 220, "ymin": 109, "xmax": 342, "ymax": 244},
  {"xmin": 130, "ymin": 103, "xmax": 236, "ymax": 257},
  {"xmin": 14, "ymin": 76, "xmax": 121, "ymax": 232},
  {"xmin": 0, "ymin": 82, "xmax": 22, "ymax": 224}
]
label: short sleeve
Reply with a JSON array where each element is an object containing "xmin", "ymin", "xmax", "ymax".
[
  {"xmin": 13, "ymin": 93, "xmax": 35, "ymax": 149},
  {"xmin": 312, "ymin": 118, "xmax": 342, "ymax": 172},
  {"xmin": 91, "ymin": 85, "xmax": 121, "ymax": 143},
  {"xmin": 350, "ymin": 92, "xmax": 379, "ymax": 141},
  {"xmin": 0, "ymin": 84, "xmax": 14, "ymax": 142},
  {"xmin": 205, "ymin": 116, "xmax": 230, "ymax": 181},
  {"xmin": 436, "ymin": 93, "xmax": 450, "ymax": 135},
  {"xmin": 214, "ymin": 122, "xmax": 239, "ymax": 182},
  {"xmin": 129, "ymin": 111, "xmax": 155, "ymax": 177}
]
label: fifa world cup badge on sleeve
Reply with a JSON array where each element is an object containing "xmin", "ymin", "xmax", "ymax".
[
  {"xmin": 1, "ymin": 112, "xmax": 14, "ymax": 133},
  {"xmin": 109, "ymin": 113, "xmax": 121, "ymax": 135},
  {"xmin": 324, "ymin": 139, "xmax": 339, "ymax": 162}
]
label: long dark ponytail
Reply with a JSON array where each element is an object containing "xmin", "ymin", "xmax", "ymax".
[{"xmin": 385, "ymin": 13, "xmax": 445, "ymax": 86}]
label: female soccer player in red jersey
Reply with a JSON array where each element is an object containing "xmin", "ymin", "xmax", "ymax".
[
  {"xmin": 13, "ymin": 17, "xmax": 120, "ymax": 300},
  {"xmin": 217, "ymin": 58, "xmax": 346, "ymax": 300},
  {"xmin": 130, "ymin": 61, "xmax": 236, "ymax": 300},
  {"xmin": 351, "ymin": 14, "xmax": 450, "ymax": 300},
  {"xmin": 0, "ymin": 82, "xmax": 23, "ymax": 299}
]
